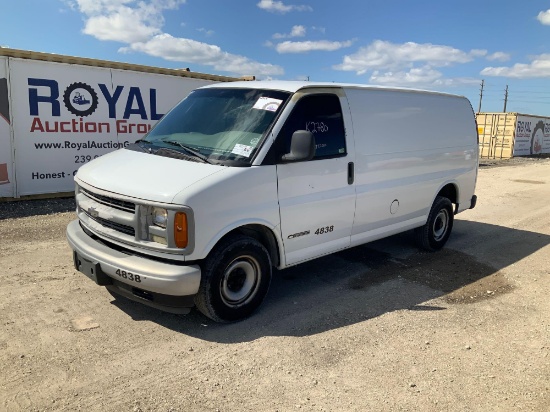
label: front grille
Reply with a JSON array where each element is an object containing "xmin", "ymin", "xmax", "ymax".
[
  {"xmin": 85, "ymin": 212, "xmax": 135, "ymax": 237},
  {"xmin": 80, "ymin": 187, "xmax": 136, "ymax": 213},
  {"xmin": 76, "ymin": 185, "xmax": 181, "ymax": 253}
]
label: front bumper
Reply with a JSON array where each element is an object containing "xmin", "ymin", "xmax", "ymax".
[{"xmin": 66, "ymin": 220, "xmax": 201, "ymax": 313}]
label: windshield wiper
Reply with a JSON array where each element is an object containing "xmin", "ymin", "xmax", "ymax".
[{"xmin": 162, "ymin": 140, "xmax": 213, "ymax": 164}]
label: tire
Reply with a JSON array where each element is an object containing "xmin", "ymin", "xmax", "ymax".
[
  {"xmin": 194, "ymin": 234, "xmax": 272, "ymax": 322},
  {"xmin": 414, "ymin": 196, "xmax": 454, "ymax": 252}
]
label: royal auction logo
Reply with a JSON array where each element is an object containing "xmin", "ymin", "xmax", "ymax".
[
  {"xmin": 27, "ymin": 78, "xmax": 165, "ymax": 134},
  {"xmin": 63, "ymin": 82, "xmax": 99, "ymax": 117}
]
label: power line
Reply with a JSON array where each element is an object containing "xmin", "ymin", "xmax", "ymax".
[
  {"xmin": 508, "ymin": 100, "xmax": 550, "ymax": 105},
  {"xmin": 512, "ymin": 90, "xmax": 550, "ymax": 94}
]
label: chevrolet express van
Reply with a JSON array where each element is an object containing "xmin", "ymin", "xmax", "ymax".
[{"xmin": 67, "ymin": 81, "xmax": 478, "ymax": 322}]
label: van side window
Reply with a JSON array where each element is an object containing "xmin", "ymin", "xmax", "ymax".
[{"xmin": 279, "ymin": 94, "xmax": 346, "ymax": 159}]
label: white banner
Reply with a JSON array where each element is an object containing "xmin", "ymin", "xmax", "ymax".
[
  {"xmin": 9, "ymin": 58, "xmax": 215, "ymax": 196},
  {"xmin": 513, "ymin": 115, "xmax": 550, "ymax": 156},
  {"xmin": 0, "ymin": 57, "xmax": 14, "ymax": 197}
]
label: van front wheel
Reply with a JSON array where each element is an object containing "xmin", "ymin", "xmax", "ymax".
[
  {"xmin": 195, "ymin": 235, "xmax": 272, "ymax": 322},
  {"xmin": 415, "ymin": 196, "xmax": 454, "ymax": 251}
]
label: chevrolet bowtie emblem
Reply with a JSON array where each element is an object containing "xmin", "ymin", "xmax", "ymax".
[{"xmin": 88, "ymin": 206, "xmax": 99, "ymax": 217}]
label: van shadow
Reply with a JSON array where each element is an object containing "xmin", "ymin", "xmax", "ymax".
[{"xmin": 109, "ymin": 219, "xmax": 550, "ymax": 342}]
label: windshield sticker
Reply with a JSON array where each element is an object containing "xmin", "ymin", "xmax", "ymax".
[
  {"xmin": 253, "ymin": 97, "xmax": 283, "ymax": 112},
  {"xmin": 250, "ymin": 137, "xmax": 260, "ymax": 145},
  {"xmin": 232, "ymin": 144, "xmax": 253, "ymax": 158}
]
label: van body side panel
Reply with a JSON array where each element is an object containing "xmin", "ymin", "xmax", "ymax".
[
  {"xmin": 344, "ymin": 88, "xmax": 477, "ymax": 245},
  {"xmin": 174, "ymin": 165, "xmax": 282, "ymax": 262}
]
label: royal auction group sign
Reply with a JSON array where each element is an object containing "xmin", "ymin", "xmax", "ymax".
[{"xmin": 0, "ymin": 57, "xmax": 215, "ymax": 197}]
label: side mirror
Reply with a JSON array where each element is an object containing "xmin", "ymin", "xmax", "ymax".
[{"xmin": 281, "ymin": 130, "xmax": 315, "ymax": 162}]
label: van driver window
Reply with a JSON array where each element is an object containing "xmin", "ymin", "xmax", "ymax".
[{"xmin": 279, "ymin": 94, "xmax": 346, "ymax": 159}]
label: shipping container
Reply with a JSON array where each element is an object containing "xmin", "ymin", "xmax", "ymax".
[
  {"xmin": 0, "ymin": 48, "xmax": 246, "ymax": 199},
  {"xmin": 476, "ymin": 112, "xmax": 550, "ymax": 159}
]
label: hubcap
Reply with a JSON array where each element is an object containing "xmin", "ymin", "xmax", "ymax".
[
  {"xmin": 432, "ymin": 209, "xmax": 449, "ymax": 242},
  {"xmin": 220, "ymin": 256, "xmax": 260, "ymax": 307}
]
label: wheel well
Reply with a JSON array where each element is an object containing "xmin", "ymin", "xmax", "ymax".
[
  {"xmin": 225, "ymin": 225, "xmax": 280, "ymax": 267},
  {"xmin": 437, "ymin": 184, "xmax": 458, "ymax": 205}
]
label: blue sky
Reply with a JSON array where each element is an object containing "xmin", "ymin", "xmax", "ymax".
[{"xmin": 1, "ymin": 0, "xmax": 550, "ymax": 115}]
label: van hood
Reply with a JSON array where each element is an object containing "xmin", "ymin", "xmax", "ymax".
[{"xmin": 75, "ymin": 148, "xmax": 226, "ymax": 204}]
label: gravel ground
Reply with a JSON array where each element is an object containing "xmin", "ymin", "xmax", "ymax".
[{"xmin": 0, "ymin": 158, "xmax": 549, "ymax": 411}]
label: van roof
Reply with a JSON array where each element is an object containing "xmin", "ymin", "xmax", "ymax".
[{"xmin": 201, "ymin": 80, "xmax": 465, "ymax": 99}]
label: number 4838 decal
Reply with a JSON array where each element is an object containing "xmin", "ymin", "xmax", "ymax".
[
  {"xmin": 315, "ymin": 226, "xmax": 334, "ymax": 235},
  {"xmin": 115, "ymin": 268, "xmax": 142, "ymax": 283}
]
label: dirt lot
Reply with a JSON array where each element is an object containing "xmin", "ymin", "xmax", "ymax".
[{"xmin": 1, "ymin": 158, "xmax": 549, "ymax": 412}]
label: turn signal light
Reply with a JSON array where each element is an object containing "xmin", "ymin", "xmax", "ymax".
[{"xmin": 174, "ymin": 212, "xmax": 188, "ymax": 248}]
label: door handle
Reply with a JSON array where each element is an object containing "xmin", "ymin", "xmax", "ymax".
[{"xmin": 348, "ymin": 162, "xmax": 354, "ymax": 185}]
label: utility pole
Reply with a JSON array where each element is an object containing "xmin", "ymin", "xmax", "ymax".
[
  {"xmin": 477, "ymin": 79, "xmax": 484, "ymax": 113},
  {"xmin": 503, "ymin": 85, "xmax": 509, "ymax": 112}
]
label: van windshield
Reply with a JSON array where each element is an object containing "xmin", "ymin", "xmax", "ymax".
[{"xmin": 142, "ymin": 88, "xmax": 290, "ymax": 166}]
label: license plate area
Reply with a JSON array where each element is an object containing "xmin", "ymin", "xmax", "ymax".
[{"xmin": 73, "ymin": 252, "xmax": 113, "ymax": 286}]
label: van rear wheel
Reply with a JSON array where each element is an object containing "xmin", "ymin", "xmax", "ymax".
[
  {"xmin": 415, "ymin": 196, "xmax": 454, "ymax": 251},
  {"xmin": 195, "ymin": 234, "xmax": 272, "ymax": 322}
]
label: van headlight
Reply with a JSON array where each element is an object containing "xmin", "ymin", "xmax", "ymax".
[
  {"xmin": 148, "ymin": 206, "xmax": 190, "ymax": 249},
  {"xmin": 152, "ymin": 207, "xmax": 168, "ymax": 228}
]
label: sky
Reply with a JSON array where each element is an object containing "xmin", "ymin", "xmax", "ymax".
[{"xmin": 1, "ymin": 0, "xmax": 550, "ymax": 116}]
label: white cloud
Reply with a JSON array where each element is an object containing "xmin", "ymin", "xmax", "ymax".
[
  {"xmin": 68, "ymin": 0, "xmax": 283, "ymax": 76},
  {"xmin": 122, "ymin": 34, "xmax": 284, "ymax": 76},
  {"xmin": 332, "ymin": 40, "xmax": 485, "ymax": 88},
  {"xmin": 291, "ymin": 25, "xmax": 306, "ymax": 37},
  {"xmin": 334, "ymin": 40, "xmax": 484, "ymax": 75},
  {"xmin": 470, "ymin": 49, "xmax": 488, "ymax": 58},
  {"xmin": 257, "ymin": 0, "xmax": 312, "ymax": 14},
  {"xmin": 481, "ymin": 54, "xmax": 550, "ymax": 78},
  {"xmin": 83, "ymin": 9, "xmax": 161, "ymax": 43},
  {"xmin": 69, "ymin": 0, "xmax": 183, "ymax": 43},
  {"xmin": 486, "ymin": 52, "xmax": 511, "ymax": 62},
  {"xmin": 73, "ymin": 0, "xmax": 135, "ymax": 15},
  {"xmin": 537, "ymin": 9, "xmax": 550, "ymax": 25},
  {"xmin": 370, "ymin": 67, "xmax": 443, "ymax": 86},
  {"xmin": 276, "ymin": 39, "xmax": 354, "ymax": 54},
  {"xmin": 197, "ymin": 28, "xmax": 214, "ymax": 37},
  {"xmin": 273, "ymin": 25, "xmax": 306, "ymax": 39},
  {"xmin": 369, "ymin": 66, "xmax": 478, "ymax": 88}
]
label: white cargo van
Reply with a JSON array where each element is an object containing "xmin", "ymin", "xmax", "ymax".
[{"xmin": 67, "ymin": 81, "xmax": 478, "ymax": 322}]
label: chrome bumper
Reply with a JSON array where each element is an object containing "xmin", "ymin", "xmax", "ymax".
[{"xmin": 66, "ymin": 220, "xmax": 201, "ymax": 297}]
